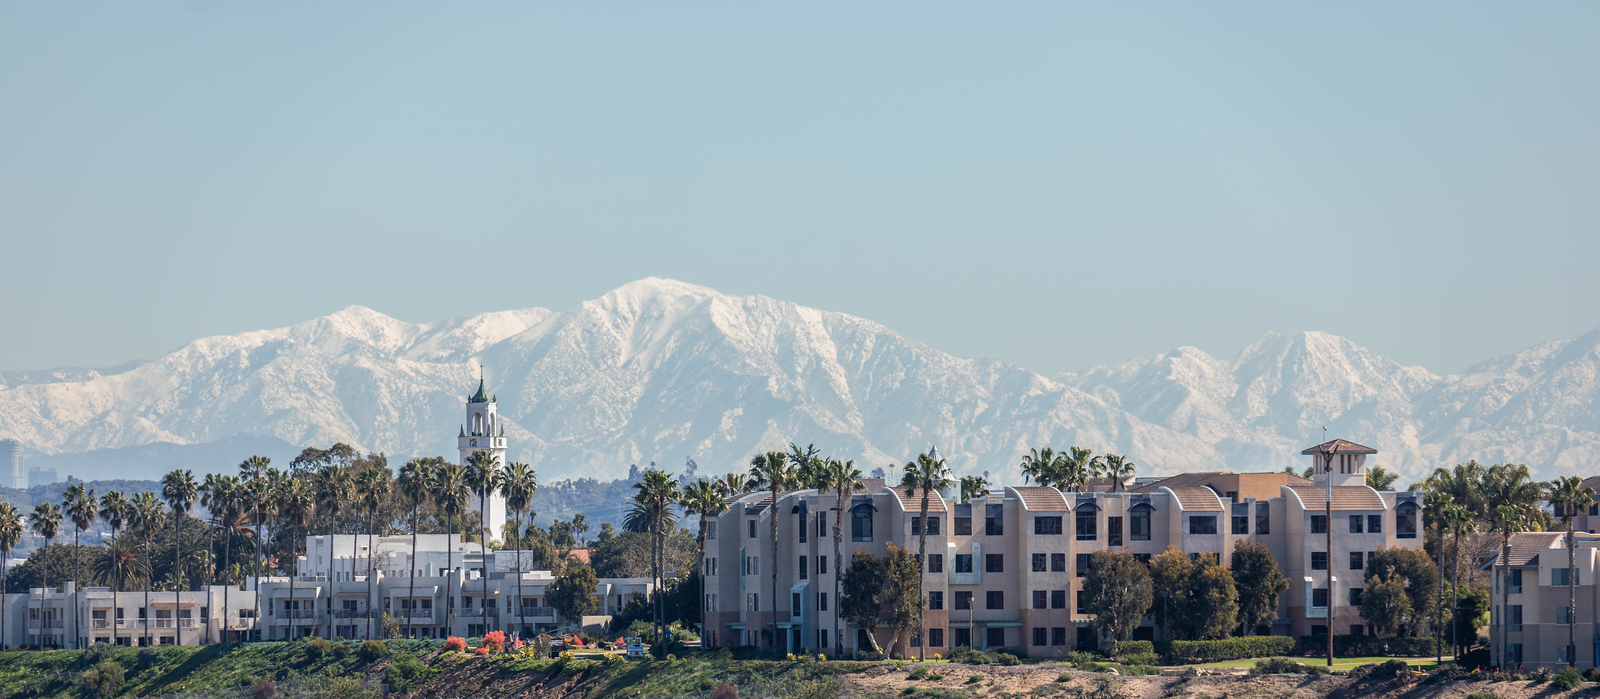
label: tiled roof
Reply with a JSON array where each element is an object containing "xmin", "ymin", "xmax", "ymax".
[
  {"xmin": 1007, "ymin": 486, "xmax": 1069, "ymax": 511},
  {"xmin": 1492, "ymin": 532, "xmax": 1563, "ymax": 567},
  {"xmin": 1583, "ymin": 476, "xmax": 1600, "ymax": 493},
  {"xmin": 1131, "ymin": 473, "xmax": 1228, "ymax": 494},
  {"xmin": 1285, "ymin": 485, "xmax": 1386, "ymax": 511},
  {"xmin": 1286, "ymin": 473, "xmax": 1314, "ymax": 485},
  {"xmin": 897, "ymin": 487, "xmax": 949, "ymax": 513},
  {"xmin": 1164, "ymin": 486, "xmax": 1224, "ymax": 512},
  {"xmin": 1300, "ymin": 439, "xmax": 1378, "ymax": 455}
]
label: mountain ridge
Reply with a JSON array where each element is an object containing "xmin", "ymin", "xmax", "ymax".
[{"xmin": 2, "ymin": 277, "xmax": 1596, "ymax": 485}]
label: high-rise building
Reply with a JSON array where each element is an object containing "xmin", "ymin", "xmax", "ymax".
[
  {"xmin": 0, "ymin": 439, "xmax": 20, "ymax": 490},
  {"xmin": 28, "ymin": 467, "xmax": 58, "ymax": 489},
  {"xmin": 457, "ymin": 373, "xmax": 507, "ymax": 528}
]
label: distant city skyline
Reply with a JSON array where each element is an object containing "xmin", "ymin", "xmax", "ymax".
[{"xmin": 2, "ymin": 3, "xmax": 1597, "ymax": 376}]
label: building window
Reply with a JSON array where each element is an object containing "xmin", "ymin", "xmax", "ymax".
[
  {"xmin": 1311, "ymin": 552, "xmax": 1328, "ymax": 570},
  {"xmin": 1134, "ymin": 553, "xmax": 1151, "ymax": 565},
  {"xmin": 912, "ymin": 516, "xmax": 941, "ymax": 536},
  {"xmin": 986, "ymin": 627, "xmax": 1006, "ymax": 648},
  {"xmin": 1310, "ymin": 515, "xmax": 1327, "ymax": 534},
  {"xmin": 1032, "ymin": 554, "xmax": 1047, "ymax": 572},
  {"xmin": 1348, "ymin": 515, "xmax": 1364, "ymax": 533},
  {"xmin": 1051, "ymin": 590, "xmax": 1066, "ymax": 609},
  {"xmin": 954, "ymin": 591, "xmax": 973, "ymax": 610},
  {"xmin": 817, "ymin": 514, "xmax": 827, "ymax": 539},
  {"xmin": 1395, "ymin": 504, "xmax": 1417, "ymax": 539},
  {"xmin": 927, "ymin": 592, "xmax": 943, "ymax": 610},
  {"xmin": 1368, "ymin": 514, "xmax": 1383, "ymax": 533},
  {"xmin": 1558, "ymin": 606, "xmax": 1572, "ymax": 625},
  {"xmin": 1509, "ymin": 568, "xmax": 1523, "ymax": 593},
  {"xmin": 1076, "ymin": 508, "xmax": 1097, "ymax": 540},
  {"xmin": 1052, "ymin": 627, "xmax": 1067, "ymax": 646},
  {"xmin": 1130, "ymin": 503, "xmax": 1153, "ymax": 541},
  {"xmin": 954, "ymin": 554, "xmax": 973, "ymax": 574},
  {"xmin": 1035, "ymin": 516, "xmax": 1063, "ymax": 535},
  {"xmin": 955, "ymin": 514, "xmax": 972, "ymax": 536},
  {"xmin": 1034, "ymin": 590, "xmax": 1048, "ymax": 609},
  {"xmin": 1312, "ymin": 588, "xmax": 1328, "ymax": 608},
  {"xmin": 1189, "ymin": 516, "xmax": 1217, "ymax": 535},
  {"xmin": 985, "ymin": 505, "xmax": 1004, "ymax": 536},
  {"xmin": 1076, "ymin": 590, "xmax": 1087, "ymax": 613},
  {"xmin": 1075, "ymin": 553, "xmax": 1092, "ymax": 577},
  {"xmin": 929, "ymin": 628, "xmax": 944, "ymax": 647},
  {"xmin": 1225, "ymin": 491, "xmax": 1239, "ymax": 503},
  {"xmin": 1108, "ymin": 516, "xmax": 1123, "ymax": 546},
  {"xmin": 818, "ymin": 630, "xmax": 828, "ymax": 648},
  {"xmin": 986, "ymin": 591, "xmax": 1004, "ymax": 610},
  {"xmin": 1507, "ymin": 643, "xmax": 1523, "ymax": 664},
  {"xmin": 818, "ymin": 555, "xmax": 828, "ymax": 575},
  {"xmin": 1508, "ymin": 604, "xmax": 1523, "ymax": 629},
  {"xmin": 1349, "ymin": 588, "xmax": 1363, "ymax": 606},
  {"xmin": 748, "ymin": 520, "xmax": 757, "ymax": 538},
  {"xmin": 798, "ymin": 514, "xmax": 807, "ymax": 542},
  {"xmin": 1051, "ymin": 553, "xmax": 1066, "ymax": 572},
  {"xmin": 1034, "ymin": 627, "xmax": 1048, "ymax": 646},
  {"xmin": 985, "ymin": 554, "xmax": 1004, "ymax": 573},
  {"xmin": 851, "ymin": 505, "xmax": 874, "ymax": 542},
  {"xmin": 1232, "ymin": 516, "xmax": 1249, "ymax": 535},
  {"xmin": 792, "ymin": 592, "xmax": 802, "ymax": 617},
  {"xmin": 927, "ymin": 554, "xmax": 943, "ymax": 573},
  {"xmin": 1255, "ymin": 503, "xmax": 1270, "ymax": 534},
  {"xmin": 799, "ymin": 556, "xmax": 807, "ymax": 580},
  {"xmin": 1554, "ymin": 568, "xmax": 1573, "ymax": 586},
  {"xmin": 1350, "ymin": 552, "xmax": 1364, "ymax": 570}
]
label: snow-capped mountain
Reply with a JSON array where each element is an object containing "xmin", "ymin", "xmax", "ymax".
[{"xmin": 2, "ymin": 278, "xmax": 1596, "ymax": 485}]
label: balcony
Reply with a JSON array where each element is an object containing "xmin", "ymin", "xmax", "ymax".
[
  {"xmin": 92, "ymin": 619, "xmax": 113, "ymax": 630},
  {"xmin": 27, "ymin": 619, "xmax": 65, "ymax": 629},
  {"xmin": 515, "ymin": 607, "xmax": 557, "ymax": 621},
  {"xmin": 333, "ymin": 610, "xmax": 369, "ymax": 619}
]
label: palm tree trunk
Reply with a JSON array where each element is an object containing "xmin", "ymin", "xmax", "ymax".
[
  {"xmin": 288, "ymin": 520, "xmax": 297, "ymax": 641},
  {"xmin": 833, "ymin": 486, "xmax": 844, "ymax": 659},
  {"xmin": 697, "ymin": 513, "xmax": 706, "ymax": 650},
  {"xmin": 143, "ymin": 531, "xmax": 152, "ymax": 648},
  {"xmin": 406, "ymin": 501, "xmax": 418, "ymax": 641},
  {"xmin": 222, "ymin": 520, "xmax": 231, "ymax": 643},
  {"xmin": 174, "ymin": 512, "xmax": 182, "ymax": 645},
  {"xmin": 480, "ymin": 506, "xmax": 488, "ymax": 637},
  {"xmin": 254, "ymin": 508, "xmax": 263, "ymax": 642},
  {"xmin": 918, "ymin": 491, "xmax": 930, "ymax": 662},
  {"xmin": 1500, "ymin": 531, "xmax": 1511, "ymax": 669},
  {"xmin": 366, "ymin": 506, "xmax": 376, "ymax": 640},
  {"xmin": 73, "ymin": 527, "xmax": 80, "ymax": 649},
  {"xmin": 769, "ymin": 485, "xmax": 779, "ymax": 658},
  {"xmin": 447, "ymin": 512, "xmax": 455, "ymax": 633},
  {"xmin": 1435, "ymin": 523, "xmax": 1444, "ymax": 663}
]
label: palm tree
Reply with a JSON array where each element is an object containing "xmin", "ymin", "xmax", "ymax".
[
  {"xmin": 1481, "ymin": 463, "xmax": 1544, "ymax": 669},
  {"xmin": 62, "ymin": 483, "xmax": 97, "ymax": 649},
  {"xmin": 627, "ymin": 470, "xmax": 680, "ymax": 656},
  {"xmin": 959, "ymin": 475, "xmax": 989, "ymax": 504},
  {"xmin": 1062, "ymin": 447, "xmax": 1096, "ymax": 493},
  {"xmin": 1427, "ymin": 460, "xmax": 1484, "ymax": 658},
  {"xmin": 132, "ymin": 492, "xmax": 164, "ymax": 647},
  {"xmin": 162, "ymin": 469, "xmax": 198, "ymax": 639},
  {"xmin": 199, "ymin": 473, "xmax": 231, "ymax": 642},
  {"xmin": 747, "ymin": 450, "xmax": 792, "ymax": 657},
  {"xmin": 1093, "ymin": 454, "xmax": 1137, "ymax": 492},
  {"xmin": 819, "ymin": 457, "xmax": 864, "ymax": 657},
  {"xmin": 1019, "ymin": 448, "xmax": 1066, "ymax": 489},
  {"xmin": 397, "ymin": 458, "xmax": 435, "ymax": 640},
  {"xmin": 500, "ymin": 461, "xmax": 538, "ymax": 637},
  {"xmin": 99, "ymin": 492, "xmax": 131, "ymax": 594},
  {"xmin": 1549, "ymin": 476, "xmax": 1594, "ymax": 668},
  {"xmin": 95, "ymin": 537, "xmax": 143, "ymax": 603},
  {"xmin": 239, "ymin": 455, "xmax": 273, "ymax": 638},
  {"xmin": 901, "ymin": 449, "xmax": 953, "ymax": 660},
  {"xmin": 354, "ymin": 465, "xmax": 390, "ymax": 639},
  {"xmin": 0, "ymin": 502, "xmax": 22, "ymax": 650},
  {"xmin": 30, "ymin": 502, "xmax": 62, "ymax": 648},
  {"xmin": 276, "ymin": 476, "xmax": 315, "ymax": 639},
  {"xmin": 465, "ymin": 450, "xmax": 503, "ymax": 636},
  {"xmin": 433, "ymin": 462, "xmax": 471, "ymax": 633},
  {"xmin": 1434, "ymin": 502, "xmax": 1470, "ymax": 657},
  {"xmin": 680, "ymin": 479, "xmax": 727, "ymax": 649},
  {"xmin": 314, "ymin": 465, "xmax": 352, "ymax": 581}
]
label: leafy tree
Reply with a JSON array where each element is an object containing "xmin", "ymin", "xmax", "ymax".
[
  {"xmin": 884, "ymin": 543, "xmax": 923, "ymax": 656},
  {"xmin": 1427, "ymin": 460, "xmax": 1484, "ymax": 655},
  {"xmin": 80, "ymin": 661, "xmax": 123, "ymax": 698},
  {"xmin": 1230, "ymin": 540, "xmax": 1288, "ymax": 635},
  {"xmin": 627, "ymin": 469, "xmax": 681, "ymax": 657},
  {"xmin": 839, "ymin": 549, "xmax": 887, "ymax": 658},
  {"xmin": 818, "ymin": 457, "xmax": 864, "ymax": 657},
  {"xmin": 1188, "ymin": 555, "xmax": 1239, "ymax": 639},
  {"xmin": 1365, "ymin": 466, "xmax": 1399, "ymax": 491},
  {"xmin": 1452, "ymin": 582, "xmax": 1491, "ymax": 648},
  {"xmin": 1365, "ymin": 547, "xmax": 1439, "ymax": 637},
  {"xmin": 1361, "ymin": 575, "xmax": 1411, "ymax": 638},
  {"xmin": 465, "ymin": 449, "xmax": 504, "ymax": 634},
  {"xmin": 354, "ymin": 465, "xmax": 391, "ymax": 638},
  {"xmin": 747, "ymin": 450, "xmax": 793, "ymax": 657},
  {"xmin": 958, "ymin": 476, "xmax": 989, "ymax": 504},
  {"xmin": 433, "ymin": 462, "xmax": 470, "ymax": 631},
  {"xmin": 1081, "ymin": 550, "xmax": 1153, "ymax": 647},
  {"xmin": 1481, "ymin": 462, "xmax": 1544, "ymax": 667},
  {"xmin": 501, "ymin": 460, "xmax": 538, "ymax": 633},
  {"xmin": 680, "ymin": 478, "xmax": 727, "ymax": 649},
  {"xmin": 397, "ymin": 457, "xmax": 434, "ymax": 640},
  {"xmin": 549, "ymin": 563, "xmax": 599, "ymax": 624},
  {"xmin": 1148, "ymin": 547, "xmax": 1192, "ymax": 640},
  {"xmin": 1092, "ymin": 454, "xmax": 1137, "ymax": 492},
  {"xmin": 1549, "ymin": 475, "xmax": 1595, "ymax": 667},
  {"xmin": 0, "ymin": 502, "xmax": 20, "ymax": 646},
  {"xmin": 63, "ymin": 482, "xmax": 97, "ymax": 645},
  {"xmin": 1019, "ymin": 448, "xmax": 1068, "ymax": 489}
]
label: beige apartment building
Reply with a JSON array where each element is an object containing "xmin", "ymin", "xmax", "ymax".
[
  {"xmin": 702, "ymin": 439, "xmax": 1425, "ymax": 658},
  {"xmin": 1485, "ymin": 530, "xmax": 1600, "ymax": 670}
]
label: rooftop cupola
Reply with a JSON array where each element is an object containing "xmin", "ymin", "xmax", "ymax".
[{"xmin": 1300, "ymin": 438, "xmax": 1377, "ymax": 487}]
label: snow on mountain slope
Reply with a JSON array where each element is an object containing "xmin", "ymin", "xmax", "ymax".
[{"xmin": 1, "ymin": 278, "xmax": 1596, "ymax": 485}]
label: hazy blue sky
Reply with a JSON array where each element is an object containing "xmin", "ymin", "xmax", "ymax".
[{"xmin": 3, "ymin": 2, "xmax": 1596, "ymax": 376}]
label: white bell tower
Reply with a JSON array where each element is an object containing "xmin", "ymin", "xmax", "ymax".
[{"xmin": 457, "ymin": 370, "xmax": 508, "ymax": 534}]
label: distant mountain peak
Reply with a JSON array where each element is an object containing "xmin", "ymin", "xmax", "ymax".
[{"xmin": 1, "ymin": 280, "xmax": 1597, "ymax": 485}]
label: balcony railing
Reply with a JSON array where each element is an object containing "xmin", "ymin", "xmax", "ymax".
[
  {"xmin": 333, "ymin": 610, "xmax": 368, "ymax": 619},
  {"xmin": 278, "ymin": 610, "xmax": 317, "ymax": 619},
  {"xmin": 516, "ymin": 607, "xmax": 557, "ymax": 619},
  {"xmin": 92, "ymin": 619, "xmax": 112, "ymax": 629},
  {"xmin": 27, "ymin": 619, "xmax": 65, "ymax": 629}
]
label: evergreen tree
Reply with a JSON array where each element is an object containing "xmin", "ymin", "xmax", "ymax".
[
  {"xmin": 1230, "ymin": 540, "xmax": 1289, "ymax": 635},
  {"xmin": 1081, "ymin": 550, "xmax": 1153, "ymax": 648}
]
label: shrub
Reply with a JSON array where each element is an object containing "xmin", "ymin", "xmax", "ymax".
[
  {"xmin": 384, "ymin": 654, "xmax": 427, "ymax": 691},
  {"xmin": 1554, "ymin": 668, "xmax": 1584, "ymax": 690},
  {"xmin": 967, "ymin": 674, "xmax": 985, "ymax": 684},
  {"xmin": 1110, "ymin": 640, "xmax": 1155, "ymax": 658},
  {"xmin": 908, "ymin": 667, "xmax": 929, "ymax": 680},
  {"xmin": 1458, "ymin": 648, "xmax": 1491, "ymax": 671},
  {"xmin": 1296, "ymin": 635, "xmax": 1435, "ymax": 658},
  {"xmin": 332, "ymin": 642, "xmax": 352, "ymax": 659},
  {"xmin": 1425, "ymin": 664, "xmax": 1469, "ymax": 684},
  {"xmin": 1464, "ymin": 693, "xmax": 1497, "ymax": 699},
  {"xmin": 1531, "ymin": 668, "xmax": 1554, "ymax": 683},
  {"xmin": 1066, "ymin": 651, "xmax": 1096, "ymax": 665},
  {"xmin": 1251, "ymin": 657, "xmax": 1328, "ymax": 675},
  {"xmin": 360, "ymin": 639, "xmax": 389, "ymax": 660},
  {"xmin": 483, "ymin": 630, "xmax": 506, "ymax": 651},
  {"xmin": 997, "ymin": 651, "xmax": 1022, "ymax": 666},
  {"xmin": 306, "ymin": 636, "xmax": 333, "ymax": 658},
  {"xmin": 1163, "ymin": 636, "xmax": 1297, "ymax": 664},
  {"xmin": 251, "ymin": 678, "xmax": 278, "ymax": 699},
  {"xmin": 475, "ymin": 646, "xmax": 489, "ymax": 655},
  {"xmin": 1122, "ymin": 652, "xmax": 1159, "ymax": 666},
  {"xmin": 1057, "ymin": 673, "xmax": 1074, "ymax": 683},
  {"xmin": 83, "ymin": 642, "xmax": 115, "ymax": 665},
  {"xmin": 711, "ymin": 684, "xmax": 739, "ymax": 699},
  {"xmin": 137, "ymin": 647, "xmax": 162, "ymax": 668},
  {"xmin": 443, "ymin": 636, "xmax": 467, "ymax": 652},
  {"xmin": 81, "ymin": 661, "xmax": 124, "ymax": 698}
]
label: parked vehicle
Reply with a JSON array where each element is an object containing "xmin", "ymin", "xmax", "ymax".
[
  {"xmin": 625, "ymin": 637, "xmax": 646, "ymax": 659},
  {"xmin": 549, "ymin": 638, "xmax": 565, "ymax": 658}
]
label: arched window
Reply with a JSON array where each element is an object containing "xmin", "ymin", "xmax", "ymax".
[
  {"xmin": 1395, "ymin": 502, "xmax": 1418, "ymax": 539},
  {"xmin": 1129, "ymin": 502, "xmax": 1153, "ymax": 541},
  {"xmin": 1075, "ymin": 502, "xmax": 1099, "ymax": 541},
  {"xmin": 850, "ymin": 501, "xmax": 876, "ymax": 543}
]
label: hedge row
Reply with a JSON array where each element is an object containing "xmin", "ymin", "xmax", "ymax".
[
  {"xmin": 1110, "ymin": 640, "xmax": 1155, "ymax": 657},
  {"xmin": 1161, "ymin": 636, "xmax": 1297, "ymax": 664},
  {"xmin": 1295, "ymin": 635, "xmax": 1437, "ymax": 657}
]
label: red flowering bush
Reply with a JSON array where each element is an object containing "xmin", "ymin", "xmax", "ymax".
[
  {"xmin": 443, "ymin": 636, "xmax": 467, "ymax": 652},
  {"xmin": 474, "ymin": 646, "xmax": 489, "ymax": 656},
  {"xmin": 483, "ymin": 630, "xmax": 506, "ymax": 651}
]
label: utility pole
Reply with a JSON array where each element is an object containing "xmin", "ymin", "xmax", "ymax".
[{"xmin": 1323, "ymin": 436, "xmax": 1335, "ymax": 668}]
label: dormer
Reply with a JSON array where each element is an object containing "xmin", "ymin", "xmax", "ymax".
[{"xmin": 1300, "ymin": 438, "xmax": 1378, "ymax": 487}]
